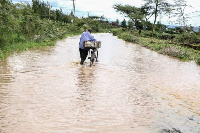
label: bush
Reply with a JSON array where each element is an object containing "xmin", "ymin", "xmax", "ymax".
[
  {"xmin": 195, "ymin": 56, "xmax": 200, "ymax": 65},
  {"xmin": 175, "ymin": 33, "xmax": 198, "ymax": 44},
  {"xmin": 118, "ymin": 33, "xmax": 140, "ymax": 44},
  {"xmin": 110, "ymin": 28, "xmax": 122, "ymax": 36},
  {"xmin": 160, "ymin": 46, "xmax": 191, "ymax": 60},
  {"xmin": 0, "ymin": 49, "xmax": 4, "ymax": 59}
]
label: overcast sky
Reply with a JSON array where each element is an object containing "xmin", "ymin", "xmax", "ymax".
[{"xmin": 13, "ymin": 0, "xmax": 200, "ymax": 26}]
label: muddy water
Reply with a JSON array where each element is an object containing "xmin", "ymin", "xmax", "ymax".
[{"xmin": 0, "ymin": 33, "xmax": 200, "ymax": 133}]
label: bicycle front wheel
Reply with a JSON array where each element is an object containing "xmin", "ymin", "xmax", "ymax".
[
  {"xmin": 90, "ymin": 51, "xmax": 95, "ymax": 67},
  {"xmin": 95, "ymin": 50, "xmax": 98, "ymax": 62}
]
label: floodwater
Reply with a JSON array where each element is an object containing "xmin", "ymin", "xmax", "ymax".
[{"xmin": 0, "ymin": 33, "xmax": 200, "ymax": 133}]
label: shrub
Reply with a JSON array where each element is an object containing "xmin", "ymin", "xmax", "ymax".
[
  {"xmin": 160, "ymin": 46, "xmax": 190, "ymax": 60},
  {"xmin": 118, "ymin": 33, "xmax": 140, "ymax": 44},
  {"xmin": 0, "ymin": 49, "xmax": 4, "ymax": 59},
  {"xmin": 175, "ymin": 33, "xmax": 198, "ymax": 44},
  {"xmin": 195, "ymin": 56, "xmax": 200, "ymax": 65},
  {"xmin": 111, "ymin": 28, "xmax": 122, "ymax": 36}
]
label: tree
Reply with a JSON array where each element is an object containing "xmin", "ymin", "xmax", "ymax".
[
  {"xmin": 143, "ymin": 0, "xmax": 172, "ymax": 36},
  {"xmin": 88, "ymin": 16, "xmax": 100, "ymax": 20},
  {"xmin": 172, "ymin": 0, "xmax": 192, "ymax": 44},
  {"xmin": 32, "ymin": 0, "xmax": 39, "ymax": 14},
  {"xmin": 32, "ymin": 0, "xmax": 51, "ymax": 19},
  {"xmin": 113, "ymin": 4, "xmax": 144, "ymax": 24},
  {"xmin": 116, "ymin": 19, "xmax": 119, "ymax": 25},
  {"xmin": 141, "ymin": 4, "xmax": 154, "ymax": 21},
  {"xmin": 0, "ymin": 0, "xmax": 16, "ymax": 47},
  {"xmin": 127, "ymin": 20, "xmax": 133, "ymax": 29},
  {"xmin": 172, "ymin": 0, "xmax": 192, "ymax": 30},
  {"xmin": 145, "ymin": 21, "xmax": 153, "ymax": 30},
  {"xmin": 121, "ymin": 19, "xmax": 127, "ymax": 28},
  {"xmin": 113, "ymin": 4, "xmax": 144, "ymax": 34},
  {"xmin": 156, "ymin": 21, "xmax": 166, "ymax": 33},
  {"xmin": 135, "ymin": 21, "xmax": 143, "ymax": 35}
]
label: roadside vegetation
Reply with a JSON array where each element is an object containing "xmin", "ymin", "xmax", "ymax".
[
  {"xmin": 111, "ymin": 28, "xmax": 200, "ymax": 65},
  {"xmin": 0, "ymin": 0, "xmax": 111, "ymax": 59},
  {"xmin": 1, "ymin": 0, "xmax": 199, "ymax": 65},
  {"xmin": 113, "ymin": 0, "xmax": 200, "ymax": 65}
]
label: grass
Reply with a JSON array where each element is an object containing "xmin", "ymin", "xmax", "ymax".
[
  {"xmin": 111, "ymin": 28, "xmax": 200, "ymax": 65},
  {"xmin": 1, "ymin": 27, "xmax": 199, "ymax": 66},
  {"xmin": 0, "ymin": 41, "xmax": 53, "ymax": 59},
  {"xmin": 0, "ymin": 32, "xmax": 81, "ymax": 60},
  {"xmin": 140, "ymin": 37, "xmax": 200, "ymax": 64}
]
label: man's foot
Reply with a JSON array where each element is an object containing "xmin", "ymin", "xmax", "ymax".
[{"xmin": 80, "ymin": 62, "xmax": 83, "ymax": 65}]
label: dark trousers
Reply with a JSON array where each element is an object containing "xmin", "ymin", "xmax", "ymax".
[{"xmin": 79, "ymin": 48, "xmax": 88, "ymax": 63}]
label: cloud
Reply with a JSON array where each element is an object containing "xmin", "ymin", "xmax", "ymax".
[
  {"xmin": 12, "ymin": 0, "xmax": 200, "ymax": 26},
  {"xmin": 49, "ymin": 1, "xmax": 59, "ymax": 9}
]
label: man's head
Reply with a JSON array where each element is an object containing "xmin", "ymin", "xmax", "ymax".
[{"xmin": 88, "ymin": 28, "xmax": 92, "ymax": 33}]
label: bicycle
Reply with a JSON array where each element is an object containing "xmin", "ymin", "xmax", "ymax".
[
  {"xmin": 88, "ymin": 48, "xmax": 98, "ymax": 67},
  {"xmin": 84, "ymin": 41, "xmax": 101, "ymax": 67}
]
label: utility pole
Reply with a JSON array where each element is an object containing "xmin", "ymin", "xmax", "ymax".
[
  {"xmin": 72, "ymin": 0, "xmax": 75, "ymax": 16},
  {"xmin": 71, "ymin": 0, "xmax": 75, "ymax": 23}
]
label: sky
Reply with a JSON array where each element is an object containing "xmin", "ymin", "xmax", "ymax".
[{"xmin": 13, "ymin": 0, "xmax": 200, "ymax": 26}]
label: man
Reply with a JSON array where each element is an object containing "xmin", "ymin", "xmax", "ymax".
[{"xmin": 79, "ymin": 28, "xmax": 96, "ymax": 65}]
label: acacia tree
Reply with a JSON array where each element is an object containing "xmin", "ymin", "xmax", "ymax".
[
  {"xmin": 141, "ymin": 4, "xmax": 154, "ymax": 30},
  {"xmin": 173, "ymin": 0, "xmax": 188, "ymax": 27},
  {"xmin": 172, "ymin": 0, "xmax": 194, "ymax": 44},
  {"xmin": 143, "ymin": 0, "xmax": 172, "ymax": 36},
  {"xmin": 114, "ymin": 4, "xmax": 144, "ymax": 24},
  {"xmin": 141, "ymin": 4, "xmax": 154, "ymax": 22},
  {"xmin": 113, "ymin": 4, "xmax": 144, "ymax": 34}
]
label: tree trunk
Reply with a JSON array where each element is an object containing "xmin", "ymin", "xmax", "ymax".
[{"xmin": 152, "ymin": 0, "xmax": 159, "ymax": 36}]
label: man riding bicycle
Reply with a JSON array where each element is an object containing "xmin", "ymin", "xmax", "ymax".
[{"xmin": 79, "ymin": 28, "xmax": 96, "ymax": 65}]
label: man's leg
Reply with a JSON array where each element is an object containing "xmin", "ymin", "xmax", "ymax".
[
  {"xmin": 80, "ymin": 48, "xmax": 84, "ymax": 65},
  {"xmin": 82, "ymin": 49, "xmax": 88, "ymax": 62},
  {"xmin": 79, "ymin": 48, "xmax": 82, "ymax": 58},
  {"xmin": 80, "ymin": 49, "xmax": 88, "ymax": 65}
]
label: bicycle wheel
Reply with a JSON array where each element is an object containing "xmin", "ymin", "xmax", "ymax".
[
  {"xmin": 95, "ymin": 50, "xmax": 98, "ymax": 62},
  {"xmin": 90, "ymin": 50, "xmax": 95, "ymax": 67}
]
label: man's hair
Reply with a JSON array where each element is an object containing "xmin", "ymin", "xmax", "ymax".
[{"xmin": 88, "ymin": 28, "xmax": 92, "ymax": 33}]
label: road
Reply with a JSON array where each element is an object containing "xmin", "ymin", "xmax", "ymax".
[{"xmin": 0, "ymin": 33, "xmax": 200, "ymax": 133}]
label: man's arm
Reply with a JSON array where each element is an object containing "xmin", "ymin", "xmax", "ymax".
[{"xmin": 87, "ymin": 32, "xmax": 96, "ymax": 41}]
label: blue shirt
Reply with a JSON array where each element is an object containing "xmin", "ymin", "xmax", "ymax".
[{"xmin": 79, "ymin": 31, "xmax": 96, "ymax": 49}]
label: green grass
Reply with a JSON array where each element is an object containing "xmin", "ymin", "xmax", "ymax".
[
  {"xmin": 0, "ymin": 31, "xmax": 81, "ymax": 60},
  {"xmin": 112, "ymin": 28, "xmax": 200, "ymax": 65},
  {"xmin": 0, "ymin": 41, "xmax": 51, "ymax": 58},
  {"xmin": 140, "ymin": 37, "xmax": 200, "ymax": 64}
]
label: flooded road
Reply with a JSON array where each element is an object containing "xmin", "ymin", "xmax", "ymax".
[{"xmin": 0, "ymin": 33, "xmax": 200, "ymax": 133}]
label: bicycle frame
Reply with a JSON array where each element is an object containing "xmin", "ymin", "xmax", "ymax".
[{"xmin": 83, "ymin": 41, "xmax": 101, "ymax": 67}]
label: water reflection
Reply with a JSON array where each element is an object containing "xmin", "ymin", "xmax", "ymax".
[
  {"xmin": 0, "ymin": 59, "xmax": 14, "ymax": 84},
  {"xmin": 76, "ymin": 67, "xmax": 96, "ymax": 112}
]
